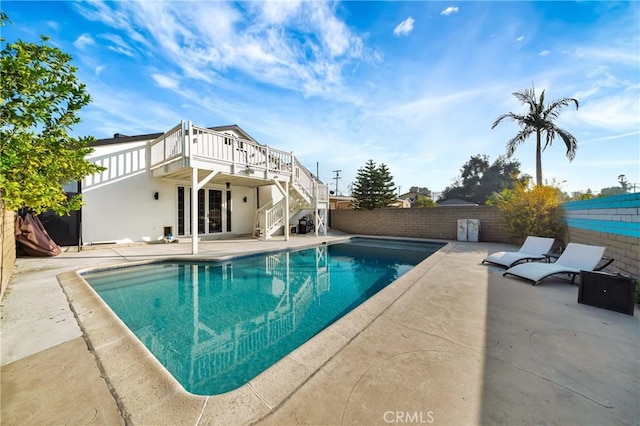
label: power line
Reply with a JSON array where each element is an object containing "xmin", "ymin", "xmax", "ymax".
[{"xmin": 333, "ymin": 170, "xmax": 342, "ymax": 195}]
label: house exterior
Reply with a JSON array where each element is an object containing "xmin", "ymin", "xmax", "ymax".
[
  {"xmin": 389, "ymin": 198, "xmax": 412, "ymax": 208},
  {"xmin": 82, "ymin": 121, "xmax": 329, "ymax": 253},
  {"xmin": 398, "ymin": 191, "xmax": 426, "ymax": 207},
  {"xmin": 328, "ymin": 195, "xmax": 355, "ymax": 210}
]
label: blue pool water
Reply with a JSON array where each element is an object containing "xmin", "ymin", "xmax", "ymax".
[{"xmin": 83, "ymin": 238, "xmax": 443, "ymax": 395}]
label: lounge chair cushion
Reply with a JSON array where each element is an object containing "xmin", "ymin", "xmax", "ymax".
[
  {"xmin": 483, "ymin": 236, "xmax": 554, "ymax": 268},
  {"xmin": 504, "ymin": 243, "xmax": 606, "ymax": 285}
]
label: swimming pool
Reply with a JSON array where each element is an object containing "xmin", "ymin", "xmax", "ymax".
[{"xmin": 83, "ymin": 238, "xmax": 443, "ymax": 395}]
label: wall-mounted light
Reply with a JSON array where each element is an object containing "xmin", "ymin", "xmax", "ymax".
[
  {"xmin": 226, "ymin": 182, "xmax": 230, "ymax": 189},
  {"xmin": 154, "ymin": 192, "xmax": 159, "ymax": 200},
  {"xmin": 243, "ymin": 196, "xmax": 247, "ymax": 203}
]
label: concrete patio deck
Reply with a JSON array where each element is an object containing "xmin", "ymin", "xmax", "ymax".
[{"xmin": 1, "ymin": 234, "xmax": 638, "ymax": 425}]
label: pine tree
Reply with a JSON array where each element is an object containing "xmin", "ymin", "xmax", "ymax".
[
  {"xmin": 377, "ymin": 163, "xmax": 397, "ymax": 208},
  {"xmin": 351, "ymin": 160, "xmax": 397, "ymax": 210},
  {"xmin": 351, "ymin": 160, "xmax": 378, "ymax": 210}
]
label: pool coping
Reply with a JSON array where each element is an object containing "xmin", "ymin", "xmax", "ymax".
[{"xmin": 57, "ymin": 236, "xmax": 452, "ymax": 425}]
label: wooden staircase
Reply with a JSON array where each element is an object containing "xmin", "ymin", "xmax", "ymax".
[{"xmin": 253, "ymin": 173, "xmax": 325, "ymax": 240}]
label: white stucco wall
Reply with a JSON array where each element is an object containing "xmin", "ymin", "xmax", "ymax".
[
  {"xmin": 83, "ymin": 177, "xmax": 261, "ymax": 243},
  {"xmin": 230, "ymin": 186, "xmax": 256, "ymax": 235},
  {"xmin": 83, "ymin": 168, "xmax": 176, "ymax": 244},
  {"xmin": 258, "ymin": 185, "xmax": 283, "ymax": 206},
  {"xmin": 82, "ymin": 139, "xmax": 265, "ymax": 244}
]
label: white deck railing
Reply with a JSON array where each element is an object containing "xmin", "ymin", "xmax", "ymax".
[
  {"xmin": 149, "ymin": 123, "xmax": 326, "ymax": 203},
  {"xmin": 149, "ymin": 121, "xmax": 329, "ymax": 238},
  {"xmin": 84, "ymin": 144, "xmax": 146, "ymax": 190},
  {"xmin": 189, "ymin": 124, "xmax": 293, "ymax": 175},
  {"xmin": 150, "ymin": 122, "xmax": 299, "ymax": 177},
  {"xmin": 149, "ymin": 122, "xmax": 184, "ymax": 169}
]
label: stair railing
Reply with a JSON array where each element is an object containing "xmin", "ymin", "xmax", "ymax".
[{"xmin": 264, "ymin": 199, "xmax": 285, "ymax": 238}]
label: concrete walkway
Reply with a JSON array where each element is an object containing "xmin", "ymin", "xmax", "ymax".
[{"xmin": 1, "ymin": 235, "xmax": 638, "ymax": 425}]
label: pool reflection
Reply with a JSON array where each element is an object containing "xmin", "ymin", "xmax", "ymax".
[{"xmin": 86, "ymin": 240, "xmax": 440, "ymax": 395}]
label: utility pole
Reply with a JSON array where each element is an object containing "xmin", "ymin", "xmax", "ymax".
[
  {"xmin": 333, "ymin": 170, "xmax": 342, "ymax": 195},
  {"xmin": 397, "ymin": 185, "xmax": 402, "ymax": 196}
]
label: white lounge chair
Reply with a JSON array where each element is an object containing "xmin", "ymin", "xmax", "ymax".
[
  {"xmin": 503, "ymin": 243, "xmax": 606, "ymax": 286},
  {"xmin": 482, "ymin": 236, "xmax": 555, "ymax": 269}
]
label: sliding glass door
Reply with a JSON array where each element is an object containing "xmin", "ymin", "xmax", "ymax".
[{"xmin": 177, "ymin": 186, "xmax": 226, "ymax": 236}]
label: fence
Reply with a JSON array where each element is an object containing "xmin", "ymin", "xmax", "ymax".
[
  {"xmin": 561, "ymin": 192, "xmax": 639, "ymax": 278},
  {"xmin": 330, "ymin": 197, "xmax": 639, "ymax": 279},
  {"xmin": 330, "ymin": 206, "xmax": 514, "ymax": 243},
  {"xmin": 1, "ymin": 201, "xmax": 16, "ymax": 299}
]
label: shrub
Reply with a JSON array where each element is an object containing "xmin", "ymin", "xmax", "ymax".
[{"xmin": 496, "ymin": 181, "xmax": 565, "ymax": 241}]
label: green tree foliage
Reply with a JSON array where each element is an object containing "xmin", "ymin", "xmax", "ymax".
[
  {"xmin": 598, "ymin": 174, "xmax": 633, "ymax": 197},
  {"xmin": 496, "ymin": 180, "xmax": 565, "ymax": 240},
  {"xmin": 569, "ymin": 189, "xmax": 595, "ymax": 201},
  {"xmin": 1, "ymin": 18, "xmax": 104, "ymax": 215},
  {"xmin": 351, "ymin": 159, "xmax": 397, "ymax": 210},
  {"xmin": 413, "ymin": 194, "xmax": 436, "ymax": 208},
  {"xmin": 599, "ymin": 186, "xmax": 627, "ymax": 197},
  {"xmin": 409, "ymin": 186, "xmax": 431, "ymax": 195},
  {"xmin": 440, "ymin": 154, "xmax": 526, "ymax": 205},
  {"xmin": 492, "ymin": 86, "xmax": 579, "ymax": 186},
  {"xmin": 618, "ymin": 174, "xmax": 630, "ymax": 191}
]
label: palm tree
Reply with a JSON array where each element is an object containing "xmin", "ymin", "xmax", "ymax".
[{"xmin": 492, "ymin": 86, "xmax": 579, "ymax": 186}]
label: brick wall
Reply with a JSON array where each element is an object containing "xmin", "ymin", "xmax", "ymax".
[
  {"xmin": 330, "ymin": 198, "xmax": 639, "ymax": 279},
  {"xmin": 560, "ymin": 227, "xmax": 638, "ymax": 278},
  {"xmin": 330, "ymin": 206, "xmax": 514, "ymax": 243},
  {"xmin": 1, "ymin": 201, "xmax": 16, "ymax": 300},
  {"xmin": 561, "ymin": 193, "xmax": 639, "ymax": 278}
]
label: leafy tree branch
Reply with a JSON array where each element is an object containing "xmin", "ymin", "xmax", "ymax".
[{"xmin": 1, "ymin": 14, "xmax": 104, "ymax": 214}]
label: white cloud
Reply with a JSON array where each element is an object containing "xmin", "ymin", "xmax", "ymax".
[
  {"xmin": 571, "ymin": 87, "xmax": 640, "ymax": 132},
  {"xmin": 574, "ymin": 46, "xmax": 640, "ymax": 66},
  {"xmin": 393, "ymin": 17, "xmax": 415, "ymax": 37},
  {"xmin": 570, "ymin": 65, "xmax": 626, "ymax": 100},
  {"xmin": 95, "ymin": 65, "xmax": 105, "ymax": 76},
  {"xmin": 581, "ymin": 130, "xmax": 640, "ymax": 144},
  {"xmin": 440, "ymin": 6, "xmax": 459, "ymax": 16},
  {"xmin": 151, "ymin": 74, "xmax": 180, "ymax": 89},
  {"xmin": 74, "ymin": 34, "xmax": 95, "ymax": 49},
  {"xmin": 100, "ymin": 33, "xmax": 136, "ymax": 57},
  {"xmin": 307, "ymin": 2, "xmax": 357, "ymax": 57},
  {"xmin": 516, "ymin": 35, "xmax": 524, "ymax": 42},
  {"xmin": 46, "ymin": 21, "xmax": 59, "ymax": 31},
  {"xmin": 77, "ymin": 1, "xmax": 379, "ymax": 99},
  {"xmin": 65, "ymin": 0, "xmax": 639, "ymax": 194},
  {"xmin": 256, "ymin": 0, "xmax": 302, "ymax": 25},
  {"xmin": 74, "ymin": 1, "xmax": 151, "ymax": 47}
]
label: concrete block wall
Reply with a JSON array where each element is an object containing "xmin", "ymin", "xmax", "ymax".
[
  {"xmin": 1, "ymin": 201, "xmax": 16, "ymax": 300},
  {"xmin": 330, "ymin": 206, "xmax": 514, "ymax": 243},
  {"xmin": 562, "ymin": 193, "xmax": 639, "ymax": 278},
  {"xmin": 331, "ymin": 196, "xmax": 639, "ymax": 279}
]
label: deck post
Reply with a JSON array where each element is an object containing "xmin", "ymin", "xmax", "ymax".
[
  {"xmin": 182, "ymin": 120, "xmax": 188, "ymax": 166},
  {"xmin": 314, "ymin": 182, "xmax": 319, "ymax": 237},
  {"xmin": 191, "ymin": 166, "xmax": 198, "ymax": 254},
  {"xmin": 284, "ymin": 180, "xmax": 290, "ymax": 241}
]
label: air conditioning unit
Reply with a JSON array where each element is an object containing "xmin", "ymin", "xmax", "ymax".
[{"xmin": 457, "ymin": 219, "xmax": 480, "ymax": 242}]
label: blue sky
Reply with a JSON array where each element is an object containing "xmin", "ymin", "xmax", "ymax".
[{"xmin": 3, "ymin": 1, "xmax": 639, "ymax": 196}]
